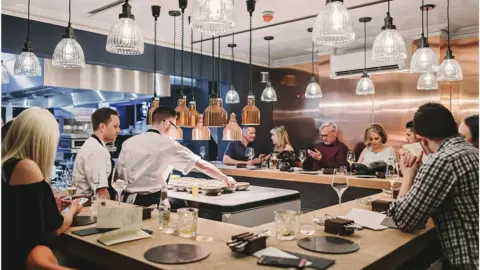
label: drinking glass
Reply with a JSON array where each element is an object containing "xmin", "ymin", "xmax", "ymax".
[
  {"xmin": 274, "ymin": 209, "xmax": 298, "ymax": 241},
  {"xmin": 199, "ymin": 146, "xmax": 206, "ymax": 160},
  {"xmin": 112, "ymin": 178, "xmax": 127, "ymax": 205},
  {"xmin": 298, "ymin": 150, "xmax": 307, "ymax": 171},
  {"xmin": 347, "ymin": 151, "xmax": 356, "ymax": 174},
  {"xmin": 386, "ymin": 162, "xmax": 400, "ymax": 199},
  {"xmin": 331, "ymin": 167, "xmax": 349, "ymax": 215},
  {"xmin": 163, "ymin": 215, "xmax": 178, "ymax": 235},
  {"xmin": 66, "ymin": 180, "xmax": 78, "ymax": 201},
  {"xmin": 246, "ymin": 147, "xmax": 255, "ymax": 162},
  {"xmin": 178, "ymin": 208, "xmax": 199, "ymax": 238},
  {"xmin": 298, "ymin": 211, "xmax": 315, "ymax": 236}
]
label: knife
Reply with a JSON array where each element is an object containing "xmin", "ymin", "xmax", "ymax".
[{"xmin": 280, "ymin": 250, "xmax": 335, "ymax": 270}]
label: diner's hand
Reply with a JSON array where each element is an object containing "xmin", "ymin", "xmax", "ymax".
[
  {"xmin": 399, "ymin": 149, "xmax": 423, "ymax": 179},
  {"xmin": 69, "ymin": 199, "xmax": 83, "ymax": 215},
  {"xmin": 308, "ymin": 149, "xmax": 322, "ymax": 161},
  {"xmin": 55, "ymin": 194, "xmax": 70, "ymax": 211}
]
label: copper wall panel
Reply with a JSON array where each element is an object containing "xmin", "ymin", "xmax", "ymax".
[{"xmin": 270, "ymin": 36, "xmax": 478, "ymax": 155}]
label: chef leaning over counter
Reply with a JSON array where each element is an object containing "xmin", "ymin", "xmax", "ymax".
[{"xmin": 116, "ymin": 106, "xmax": 236, "ymax": 207}]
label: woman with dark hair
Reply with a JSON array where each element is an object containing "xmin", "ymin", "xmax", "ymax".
[{"xmin": 459, "ymin": 114, "xmax": 479, "ymax": 148}]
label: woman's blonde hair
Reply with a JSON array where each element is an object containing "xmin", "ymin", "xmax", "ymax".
[
  {"xmin": 363, "ymin": 123, "xmax": 388, "ymax": 146},
  {"xmin": 2, "ymin": 107, "xmax": 59, "ymax": 181},
  {"xmin": 270, "ymin": 126, "xmax": 292, "ymax": 152}
]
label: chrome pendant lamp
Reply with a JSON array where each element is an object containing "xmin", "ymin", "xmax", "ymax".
[
  {"xmin": 305, "ymin": 27, "xmax": 322, "ymax": 99},
  {"xmin": 356, "ymin": 17, "xmax": 375, "ymax": 96},
  {"xmin": 147, "ymin": 6, "xmax": 161, "ymax": 125},
  {"xmin": 261, "ymin": 36, "xmax": 277, "ymax": 102},
  {"xmin": 106, "ymin": 0, "xmax": 144, "ymax": 55},
  {"xmin": 190, "ymin": 0, "xmax": 235, "ymax": 36},
  {"xmin": 14, "ymin": 0, "xmax": 42, "ymax": 76},
  {"xmin": 410, "ymin": 2, "xmax": 438, "ymax": 74},
  {"xmin": 312, "ymin": 0, "xmax": 355, "ymax": 46},
  {"xmin": 52, "ymin": 0, "xmax": 85, "ymax": 69},
  {"xmin": 241, "ymin": 0, "xmax": 260, "ymax": 125}
]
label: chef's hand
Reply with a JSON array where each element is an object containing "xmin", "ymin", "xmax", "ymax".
[
  {"xmin": 308, "ymin": 149, "xmax": 322, "ymax": 161},
  {"xmin": 224, "ymin": 177, "xmax": 236, "ymax": 187}
]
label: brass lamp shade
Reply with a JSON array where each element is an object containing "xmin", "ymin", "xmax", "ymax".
[
  {"xmin": 147, "ymin": 97, "xmax": 160, "ymax": 125},
  {"xmin": 223, "ymin": 113, "xmax": 242, "ymax": 141},
  {"xmin": 175, "ymin": 96, "xmax": 193, "ymax": 127},
  {"xmin": 174, "ymin": 126, "xmax": 184, "ymax": 141},
  {"xmin": 241, "ymin": 95, "xmax": 260, "ymax": 125},
  {"xmin": 217, "ymin": 98, "xmax": 228, "ymax": 125},
  {"xmin": 203, "ymin": 98, "xmax": 225, "ymax": 127},
  {"xmin": 192, "ymin": 113, "xmax": 211, "ymax": 140},
  {"xmin": 189, "ymin": 101, "xmax": 200, "ymax": 126}
]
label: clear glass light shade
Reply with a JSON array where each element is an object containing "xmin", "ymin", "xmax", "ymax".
[
  {"xmin": 14, "ymin": 52, "xmax": 42, "ymax": 76},
  {"xmin": 261, "ymin": 82, "xmax": 277, "ymax": 102},
  {"xmin": 2, "ymin": 62, "xmax": 9, "ymax": 84},
  {"xmin": 437, "ymin": 58, "xmax": 463, "ymax": 81},
  {"xmin": 417, "ymin": 72, "xmax": 438, "ymax": 90},
  {"xmin": 190, "ymin": 0, "xmax": 235, "ymax": 36},
  {"xmin": 410, "ymin": 47, "xmax": 439, "ymax": 74},
  {"xmin": 225, "ymin": 84, "xmax": 240, "ymax": 104},
  {"xmin": 312, "ymin": 1, "xmax": 355, "ymax": 45},
  {"xmin": 305, "ymin": 77, "xmax": 322, "ymax": 98},
  {"xmin": 52, "ymin": 38, "xmax": 85, "ymax": 69},
  {"xmin": 372, "ymin": 29, "xmax": 407, "ymax": 62},
  {"xmin": 356, "ymin": 75, "xmax": 375, "ymax": 95},
  {"xmin": 106, "ymin": 18, "xmax": 144, "ymax": 55}
]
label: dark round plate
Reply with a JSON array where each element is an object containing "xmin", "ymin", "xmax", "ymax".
[
  {"xmin": 144, "ymin": 244, "xmax": 210, "ymax": 264},
  {"xmin": 298, "ymin": 236, "xmax": 359, "ymax": 254},
  {"xmin": 71, "ymin": 216, "xmax": 96, "ymax": 227}
]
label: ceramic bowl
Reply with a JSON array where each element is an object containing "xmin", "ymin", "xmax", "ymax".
[{"xmin": 236, "ymin": 182, "xmax": 250, "ymax": 191}]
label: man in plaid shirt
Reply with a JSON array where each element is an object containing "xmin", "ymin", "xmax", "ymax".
[{"xmin": 388, "ymin": 103, "xmax": 478, "ymax": 270}]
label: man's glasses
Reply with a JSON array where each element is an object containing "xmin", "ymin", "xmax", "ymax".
[{"xmin": 167, "ymin": 120, "xmax": 178, "ymax": 130}]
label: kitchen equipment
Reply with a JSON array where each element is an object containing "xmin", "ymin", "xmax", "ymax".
[
  {"xmin": 171, "ymin": 181, "xmax": 187, "ymax": 192},
  {"xmin": 199, "ymin": 180, "xmax": 224, "ymax": 195},
  {"xmin": 222, "ymin": 184, "xmax": 237, "ymax": 193},
  {"xmin": 236, "ymin": 182, "xmax": 250, "ymax": 191}
]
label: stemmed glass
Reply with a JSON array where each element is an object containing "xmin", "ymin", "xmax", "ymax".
[
  {"xmin": 112, "ymin": 168, "xmax": 127, "ymax": 205},
  {"xmin": 386, "ymin": 162, "xmax": 400, "ymax": 199},
  {"xmin": 347, "ymin": 151, "xmax": 356, "ymax": 175},
  {"xmin": 331, "ymin": 167, "xmax": 349, "ymax": 215},
  {"xmin": 199, "ymin": 146, "xmax": 206, "ymax": 160},
  {"xmin": 246, "ymin": 147, "xmax": 255, "ymax": 163},
  {"xmin": 298, "ymin": 150, "xmax": 306, "ymax": 171},
  {"xmin": 66, "ymin": 180, "xmax": 78, "ymax": 201}
]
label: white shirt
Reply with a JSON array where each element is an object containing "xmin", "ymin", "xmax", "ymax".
[
  {"xmin": 116, "ymin": 129, "xmax": 200, "ymax": 194},
  {"xmin": 361, "ymin": 146, "xmax": 394, "ymax": 166},
  {"xmin": 72, "ymin": 136, "xmax": 112, "ymax": 195}
]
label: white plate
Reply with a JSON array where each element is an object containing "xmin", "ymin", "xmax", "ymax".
[
  {"xmin": 297, "ymin": 171, "xmax": 319, "ymax": 175},
  {"xmin": 354, "ymin": 175, "xmax": 377, "ymax": 178}
]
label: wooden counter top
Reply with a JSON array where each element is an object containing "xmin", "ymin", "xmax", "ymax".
[{"xmin": 58, "ymin": 194, "xmax": 434, "ymax": 270}]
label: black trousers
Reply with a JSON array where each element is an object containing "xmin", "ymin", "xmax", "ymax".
[{"xmin": 122, "ymin": 191, "xmax": 161, "ymax": 207}]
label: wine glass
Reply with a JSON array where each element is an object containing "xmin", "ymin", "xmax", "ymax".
[
  {"xmin": 66, "ymin": 180, "xmax": 78, "ymax": 201},
  {"xmin": 386, "ymin": 162, "xmax": 399, "ymax": 199},
  {"xmin": 112, "ymin": 169, "xmax": 127, "ymax": 205},
  {"xmin": 347, "ymin": 151, "xmax": 356, "ymax": 175},
  {"xmin": 246, "ymin": 147, "xmax": 255, "ymax": 163},
  {"xmin": 298, "ymin": 150, "xmax": 307, "ymax": 171},
  {"xmin": 199, "ymin": 146, "xmax": 206, "ymax": 160},
  {"xmin": 331, "ymin": 167, "xmax": 349, "ymax": 215}
]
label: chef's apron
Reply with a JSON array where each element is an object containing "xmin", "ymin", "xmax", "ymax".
[{"xmin": 91, "ymin": 134, "xmax": 116, "ymax": 199}]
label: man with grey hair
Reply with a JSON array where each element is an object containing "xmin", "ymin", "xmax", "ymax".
[{"xmin": 308, "ymin": 121, "xmax": 349, "ymax": 170}]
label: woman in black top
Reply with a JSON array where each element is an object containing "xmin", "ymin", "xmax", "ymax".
[{"xmin": 1, "ymin": 108, "xmax": 82, "ymax": 269}]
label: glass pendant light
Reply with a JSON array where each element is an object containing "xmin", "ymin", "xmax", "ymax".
[
  {"xmin": 437, "ymin": 0, "xmax": 463, "ymax": 81},
  {"xmin": 52, "ymin": 0, "xmax": 85, "ymax": 69},
  {"xmin": 417, "ymin": 72, "xmax": 438, "ymax": 90},
  {"xmin": 147, "ymin": 6, "xmax": 161, "ymax": 126},
  {"xmin": 312, "ymin": 0, "xmax": 355, "ymax": 46},
  {"xmin": 356, "ymin": 17, "xmax": 375, "ymax": 96},
  {"xmin": 372, "ymin": 0, "xmax": 407, "ymax": 62},
  {"xmin": 225, "ymin": 33, "xmax": 240, "ymax": 104},
  {"xmin": 190, "ymin": 0, "xmax": 235, "ymax": 36},
  {"xmin": 14, "ymin": 0, "xmax": 41, "ymax": 76},
  {"xmin": 305, "ymin": 28, "xmax": 322, "ymax": 98},
  {"xmin": 241, "ymin": 0, "xmax": 260, "ymax": 125},
  {"xmin": 2, "ymin": 61, "xmax": 9, "ymax": 84},
  {"xmin": 261, "ymin": 36, "xmax": 277, "ymax": 102},
  {"xmin": 223, "ymin": 113, "xmax": 242, "ymax": 141},
  {"xmin": 410, "ymin": 3, "xmax": 438, "ymax": 74},
  {"xmin": 106, "ymin": 0, "xmax": 144, "ymax": 55},
  {"xmin": 203, "ymin": 37, "xmax": 225, "ymax": 127}
]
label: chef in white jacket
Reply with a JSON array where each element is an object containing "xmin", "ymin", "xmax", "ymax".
[{"xmin": 116, "ymin": 106, "xmax": 236, "ymax": 206}]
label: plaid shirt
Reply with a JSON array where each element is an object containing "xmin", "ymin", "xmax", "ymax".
[{"xmin": 388, "ymin": 136, "xmax": 479, "ymax": 270}]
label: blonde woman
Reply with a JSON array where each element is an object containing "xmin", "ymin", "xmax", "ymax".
[
  {"xmin": 358, "ymin": 124, "xmax": 394, "ymax": 166},
  {"xmin": 2, "ymin": 107, "xmax": 82, "ymax": 269},
  {"xmin": 270, "ymin": 126, "xmax": 294, "ymax": 152}
]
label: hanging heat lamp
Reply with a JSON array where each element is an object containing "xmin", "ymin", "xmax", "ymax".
[
  {"xmin": 2, "ymin": 61, "xmax": 9, "ymax": 84},
  {"xmin": 190, "ymin": 0, "xmax": 235, "ymax": 36},
  {"xmin": 188, "ymin": 16, "xmax": 200, "ymax": 127},
  {"xmin": 223, "ymin": 113, "xmax": 242, "ymax": 141},
  {"xmin": 106, "ymin": 0, "xmax": 144, "ymax": 55},
  {"xmin": 52, "ymin": 0, "xmax": 85, "ymax": 69},
  {"xmin": 261, "ymin": 36, "xmax": 277, "ymax": 102},
  {"xmin": 169, "ymin": 10, "xmax": 184, "ymax": 140},
  {"xmin": 217, "ymin": 36, "xmax": 228, "ymax": 125},
  {"xmin": 175, "ymin": 0, "xmax": 193, "ymax": 128},
  {"xmin": 371, "ymin": 0, "xmax": 407, "ymax": 62},
  {"xmin": 417, "ymin": 72, "xmax": 438, "ymax": 90},
  {"xmin": 14, "ymin": 0, "xmax": 42, "ymax": 76},
  {"xmin": 312, "ymin": 0, "xmax": 355, "ymax": 46},
  {"xmin": 203, "ymin": 36, "xmax": 225, "ymax": 127},
  {"xmin": 147, "ymin": 6, "xmax": 161, "ymax": 125},
  {"xmin": 192, "ymin": 113, "xmax": 211, "ymax": 140},
  {"xmin": 305, "ymin": 27, "xmax": 322, "ymax": 99},
  {"xmin": 356, "ymin": 17, "xmax": 375, "ymax": 96},
  {"xmin": 410, "ymin": 2, "xmax": 438, "ymax": 74},
  {"xmin": 437, "ymin": 0, "xmax": 463, "ymax": 81},
  {"xmin": 241, "ymin": 0, "xmax": 260, "ymax": 125},
  {"xmin": 225, "ymin": 33, "xmax": 240, "ymax": 104}
]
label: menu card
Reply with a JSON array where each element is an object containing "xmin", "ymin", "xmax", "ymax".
[
  {"xmin": 345, "ymin": 208, "xmax": 388, "ymax": 231},
  {"xmin": 97, "ymin": 227, "xmax": 151, "ymax": 246},
  {"xmin": 97, "ymin": 207, "xmax": 142, "ymax": 229}
]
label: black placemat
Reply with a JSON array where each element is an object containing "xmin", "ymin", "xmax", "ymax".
[
  {"xmin": 144, "ymin": 244, "xmax": 210, "ymax": 264},
  {"xmin": 71, "ymin": 216, "xmax": 96, "ymax": 227},
  {"xmin": 298, "ymin": 236, "xmax": 359, "ymax": 254}
]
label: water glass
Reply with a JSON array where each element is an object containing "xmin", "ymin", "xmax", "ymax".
[
  {"xmin": 163, "ymin": 216, "xmax": 178, "ymax": 235},
  {"xmin": 246, "ymin": 147, "xmax": 255, "ymax": 162},
  {"xmin": 298, "ymin": 211, "xmax": 315, "ymax": 236},
  {"xmin": 274, "ymin": 209, "xmax": 298, "ymax": 241},
  {"xmin": 386, "ymin": 162, "xmax": 400, "ymax": 199},
  {"xmin": 178, "ymin": 208, "xmax": 199, "ymax": 238}
]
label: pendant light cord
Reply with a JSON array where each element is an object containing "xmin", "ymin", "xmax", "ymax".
[
  {"xmin": 218, "ymin": 36, "xmax": 221, "ymax": 98},
  {"xmin": 249, "ymin": 14, "xmax": 253, "ymax": 95},
  {"xmin": 153, "ymin": 14, "xmax": 158, "ymax": 98},
  {"xmin": 211, "ymin": 36, "xmax": 215, "ymax": 97},
  {"xmin": 200, "ymin": 34, "xmax": 203, "ymax": 95},
  {"xmin": 68, "ymin": 0, "xmax": 72, "ymax": 27},
  {"xmin": 173, "ymin": 15, "xmax": 177, "ymax": 97},
  {"xmin": 231, "ymin": 33, "xmax": 235, "ymax": 86},
  {"xmin": 421, "ymin": 0, "xmax": 425, "ymax": 36},
  {"xmin": 181, "ymin": 11, "xmax": 185, "ymax": 96},
  {"xmin": 426, "ymin": 9, "xmax": 429, "ymax": 38},
  {"xmin": 363, "ymin": 21, "xmax": 367, "ymax": 72},
  {"xmin": 387, "ymin": 0, "xmax": 390, "ymax": 16},
  {"xmin": 27, "ymin": 0, "xmax": 31, "ymax": 42},
  {"xmin": 190, "ymin": 18, "xmax": 194, "ymax": 101},
  {"xmin": 447, "ymin": 0, "xmax": 450, "ymax": 49},
  {"xmin": 311, "ymin": 40, "xmax": 314, "ymax": 77},
  {"xmin": 267, "ymin": 39, "xmax": 271, "ymax": 69}
]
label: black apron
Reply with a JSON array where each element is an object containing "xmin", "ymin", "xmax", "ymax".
[{"xmin": 91, "ymin": 134, "xmax": 116, "ymax": 199}]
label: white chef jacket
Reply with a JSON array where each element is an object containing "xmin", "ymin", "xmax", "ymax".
[
  {"xmin": 72, "ymin": 136, "xmax": 112, "ymax": 195},
  {"xmin": 116, "ymin": 129, "xmax": 200, "ymax": 194}
]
